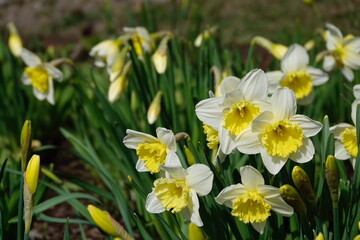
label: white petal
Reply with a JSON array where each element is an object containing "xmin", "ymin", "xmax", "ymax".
[
  {"xmin": 236, "ymin": 128, "xmax": 262, "ymax": 155},
  {"xmin": 136, "ymin": 160, "xmax": 148, "ymax": 172},
  {"xmin": 20, "ymin": 48, "xmax": 42, "ymax": 67},
  {"xmin": 221, "ymin": 89, "xmax": 245, "ymax": 107},
  {"xmin": 281, "ymin": 44, "xmax": 309, "ymax": 72},
  {"xmin": 351, "ymin": 99, "xmax": 360, "ymax": 124},
  {"xmin": 323, "ymin": 56, "xmax": 336, "ymax": 72},
  {"xmin": 345, "ymin": 37, "xmax": 360, "ymax": 52},
  {"xmin": 329, "ymin": 123, "xmax": 354, "ymax": 139},
  {"xmin": 326, "ymin": 31, "xmax": 340, "ymax": 51},
  {"xmin": 123, "ymin": 129, "xmax": 158, "ymax": 149},
  {"xmin": 215, "ymin": 184, "xmax": 246, "ymax": 208},
  {"xmin": 183, "ymin": 190, "xmax": 203, "ymax": 227},
  {"xmin": 290, "ymin": 115, "xmax": 322, "ymax": 137},
  {"xmin": 334, "ymin": 140, "xmax": 351, "ymax": 160},
  {"xmin": 146, "ymin": 191, "xmax": 165, "ymax": 213},
  {"xmin": 219, "ymin": 127, "xmax": 237, "ymax": 155},
  {"xmin": 289, "ymin": 137, "xmax": 314, "ymax": 163},
  {"xmin": 160, "ymin": 165, "xmax": 186, "ymax": 180},
  {"xmin": 260, "ymin": 148, "xmax": 287, "ymax": 175},
  {"xmin": 32, "ymin": 88, "xmax": 47, "ymax": 101},
  {"xmin": 240, "ymin": 69, "xmax": 268, "ymax": 101},
  {"xmin": 266, "ymin": 71, "xmax": 284, "ymax": 93},
  {"xmin": 260, "ymin": 186, "xmax": 293, "ymax": 216},
  {"xmin": 164, "ymin": 150, "xmax": 182, "ymax": 168},
  {"xmin": 46, "ymin": 77, "xmax": 55, "ymax": 105},
  {"xmin": 220, "ymin": 76, "xmax": 240, "ymax": 95},
  {"xmin": 156, "ymin": 127, "xmax": 176, "ymax": 150},
  {"xmin": 240, "ymin": 165, "xmax": 264, "ymax": 190},
  {"xmin": 306, "ymin": 67, "xmax": 329, "ymax": 86},
  {"xmin": 195, "ymin": 97, "xmax": 224, "ymax": 130},
  {"xmin": 341, "ymin": 67, "xmax": 354, "ymax": 82},
  {"xmin": 251, "ymin": 111, "xmax": 275, "ymax": 133},
  {"xmin": 297, "ymin": 91, "xmax": 314, "ymax": 106},
  {"xmin": 271, "ymin": 88, "xmax": 297, "ymax": 121},
  {"xmin": 343, "ymin": 51, "xmax": 360, "ymax": 69},
  {"xmin": 353, "ymin": 84, "xmax": 360, "ymax": 99},
  {"xmin": 44, "ymin": 64, "xmax": 63, "ymax": 82},
  {"xmin": 186, "ymin": 164, "xmax": 213, "ymax": 196},
  {"xmin": 251, "ymin": 221, "xmax": 266, "ymax": 234},
  {"xmin": 326, "ymin": 24, "xmax": 343, "ymax": 40},
  {"xmin": 21, "ymin": 72, "xmax": 31, "ymax": 85}
]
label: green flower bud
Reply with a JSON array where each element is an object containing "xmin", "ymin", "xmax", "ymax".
[
  {"xmin": 292, "ymin": 166, "xmax": 316, "ymax": 204},
  {"xmin": 279, "ymin": 184, "xmax": 307, "ymax": 217},
  {"xmin": 20, "ymin": 120, "xmax": 32, "ymax": 171},
  {"xmin": 325, "ymin": 155, "xmax": 339, "ymax": 205}
]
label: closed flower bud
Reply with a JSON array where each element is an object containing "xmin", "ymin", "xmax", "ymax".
[
  {"xmin": 189, "ymin": 223, "xmax": 205, "ymax": 240},
  {"xmin": 25, "ymin": 154, "xmax": 40, "ymax": 195},
  {"xmin": 279, "ymin": 184, "xmax": 307, "ymax": 217},
  {"xmin": 292, "ymin": 166, "xmax": 316, "ymax": 204},
  {"xmin": 325, "ymin": 155, "xmax": 339, "ymax": 205},
  {"xmin": 87, "ymin": 205, "xmax": 133, "ymax": 240},
  {"xmin": 251, "ymin": 36, "xmax": 287, "ymax": 60},
  {"xmin": 7, "ymin": 22, "xmax": 23, "ymax": 57},
  {"xmin": 147, "ymin": 91, "xmax": 163, "ymax": 125},
  {"xmin": 184, "ymin": 146, "xmax": 196, "ymax": 166},
  {"xmin": 21, "ymin": 120, "xmax": 32, "ymax": 170},
  {"xmin": 152, "ymin": 36, "xmax": 170, "ymax": 74},
  {"xmin": 315, "ymin": 233, "xmax": 324, "ymax": 240},
  {"xmin": 108, "ymin": 61, "xmax": 132, "ymax": 103}
]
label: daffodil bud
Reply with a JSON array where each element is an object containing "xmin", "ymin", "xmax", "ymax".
[
  {"xmin": 25, "ymin": 155, "xmax": 40, "ymax": 195},
  {"xmin": 109, "ymin": 46, "xmax": 131, "ymax": 82},
  {"xmin": 23, "ymin": 175, "xmax": 33, "ymax": 233},
  {"xmin": 292, "ymin": 166, "xmax": 316, "ymax": 204},
  {"xmin": 354, "ymin": 235, "xmax": 360, "ymax": 240},
  {"xmin": 304, "ymin": 39, "xmax": 315, "ymax": 51},
  {"xmin": 279, "ymin": 184, "xmax": 307, "ymax": 217},
  {"xmin": 152, "ymin": 36, "xmax": 170, "ymax": 74},
  {"xmin": 147, "ymin": 91, "xmax": 163, "ymax": 124},
  {"xmin": 194, "ymin": 26, "xmax": 217, "ymax": 47},
  {"xmin": 7, "ymin": 22, "xmax": 22, "ymax": 57},
  {"xmin": 108, "ymin": 61, "xmax": 132, "ymax": 103},
  {"xmin": 21, "ymin": 120, "xmax": 32, "ymax": 171},
  {"xmin": 210, "ymin": 66, "xmax": 222, "ymax": 97},
  {"xmin": 87, "ymin": 205, "xmax": 133, "ymax": 240},
  {"xmin": 251, "ymin": 36, "xmax": 287, "ymax": 60},
  {"xmin": 175, "ymin": 132, "xmax": 190, "ymax": 142},
  {"xmin": 184, "ymin": 146, "xmax": 196, "ymax": 166},
  {"xmin": 189, "ymin": 223, "xmax": 205, "ymax": 240},
  {"xmin": 325, "ymin": 155, "xmax": 339, "ymax": 205},
  {"xmin": 315, "ymin": 232, "xmax": 324, "ymax": 240},
  {"xmin": 130, "ymin": 90, "xmax": 139, "ymax": 112}
]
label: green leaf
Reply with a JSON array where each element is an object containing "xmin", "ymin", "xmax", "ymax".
[{"xmin": 63, "ymin": 218, "xmax": 70, "ymax": 240}]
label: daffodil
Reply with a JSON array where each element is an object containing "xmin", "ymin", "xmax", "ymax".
[
  {"xmin": 321, "ymin": 23, "xmax": 360, "ymax": 82},
  {"xmin": 353, "ymin": 84, "xmax": 360, "ymax": 99},
  {"xmin": 194, "ymin": 26, "xmax": 217, "ymax": 47},
  {"xmin": 123, "ymin": 127, "xmax": 181, "ymax": 173},
  {"xmin": 146, "ymin": 164, "xmax": 213, "ymax": 227},
  {"xmin": 266, "ymin": 44, "xmax": 328, "ymax": 105},
  {"xmin": 7, "ymin": 22, "xmax": 23, "ymax": 57},
  {"xmin": 215, "ymin": 165, "xmax": 293, "ymax": 234},
  {"xmin": 237, "ymin": 88, "xmax": 322, "ymax": 175},
  {"xmin": 152, "ymin": 35, "xmax": 171, "ymax": 74},
  {"xmin": 124, "ymin": 26, "xmax": 154, "ymax": 58},
  {"xmin": 90, "ymin": 39, "xmax": 123, "ymax": 68},
  {"xmin": 203, "ymin": 124, "xmax": 219, "ymax": 150},
  {"xmin": 196, "ymin": 69, "xmax": 270, "ymax": 154},
  {"xmin": 147, "ymin": 91, "xmax": 163, "ymax": 124},
  {"xmin": 20, "ymin": 48, "xmax": 63, "ymax": 105},
  {"xmin": 330, "ymin": 98, "xmax": 360, "ymax": 167},
  {"xmin": 108, "ymin": 61, "xmax": 132, "ymax": 103}
]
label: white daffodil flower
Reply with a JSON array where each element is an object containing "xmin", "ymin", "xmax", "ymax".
[
  {"xmin": 237, "ymin": 88, "xmax": 322, "ymax": 175},
  {"xmin": 123, "ymin": 127, "xmax": 181, "ymax": 174},
  {"xmin": 353, "ymin": 84, "xmax": 360, "ymax": 99},
  {"xmin": 215, "ymin": 165, "xmax": 293, "ymax": 234},
  {"xmin": 330, "ymin": 97, "xmax": 360, "ymax": 167},
  {"xmin": 20, "ymin": 48, "xmax": 63, "ymax": 105},
  {"xmin": 146, "ymin": 164, "xmax": 214, "ymax": 227},
  {"xmin": 123, "ymin": 26, "xmax": 154, "ymax": 57},
  {"xmin": 89, "ymin": 39, "xmax": 122, "ymax": 68},
  {"xmin": 266, "ymin": 44, "xmax": 328, "ymax": 105},
  {"xmin": 322, "ymin": 23, "xmax": 360, "ymax": 82},
  {"xmin": 195, "ymin": 69, "xmax": 270, "ymax": 155}
]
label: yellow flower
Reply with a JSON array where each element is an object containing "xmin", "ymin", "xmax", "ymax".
[
  {"xmin": 124, "ymin": 27, "xmax": 154, "ymax": 58},
  {"xmin": 87, "ymin": 205, "xmax": 133, "ymax": 239},
  {"xmin": 216, "ymin": 166, "xmax": 293, "ymax": 234},
  {"xmin": 147, "ymin": 91, "xmax": 163, "ymax": 125},
  {"xmin": 7, "ymin": 22, "xmax": 23, "ymax": 57},
  {"xmin": 25, "ymin": 155, "xmax": 40, "ymax": 195},
  {"xmin": 203, "ymin": 124, "xmax": 219, "ymax": 150},
  {"xmin": 315, "ymin": 233, "xmax": 324, "ymax": 240}
]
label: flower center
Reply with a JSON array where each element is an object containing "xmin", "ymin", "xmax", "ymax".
[
  {"xmin": 25, "ymin": 66, "xmax": 49, "ymax": 93},
  {"xmin": 154, "ymin": 178, "xmax": 189, "ymax": 213},
  {"xmin": 340, "ymin": 127, "xmax": 358, "ymax": 157},
  {"xmin": 136, "ymin": 142, "xmax": 167, "ymax": 173},
  {"xmin": 333, "ymin": 44, "xmax": 345, "ymax": 67},
  {"xmin": 223, "ymin": 101, "xmax": 261, "ymax": 135},
  {"xmin": 203, "ymin": 124, "xmax": 219, "ymax": 150},
  {"xmin": 231, "ymin": 191, "xmax": 271, "ymax": 223},
  {"xmin": 261, "ymin": 120, "xmax": 304, "ymax": 158},
  {"xmin": 280, "ymin": 71, "xmax": 313, "ymax": 100}
]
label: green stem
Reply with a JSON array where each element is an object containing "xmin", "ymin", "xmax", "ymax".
[{"xmin": 333, "ymin": 206, "xmax": 340, "ymax": 240}]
